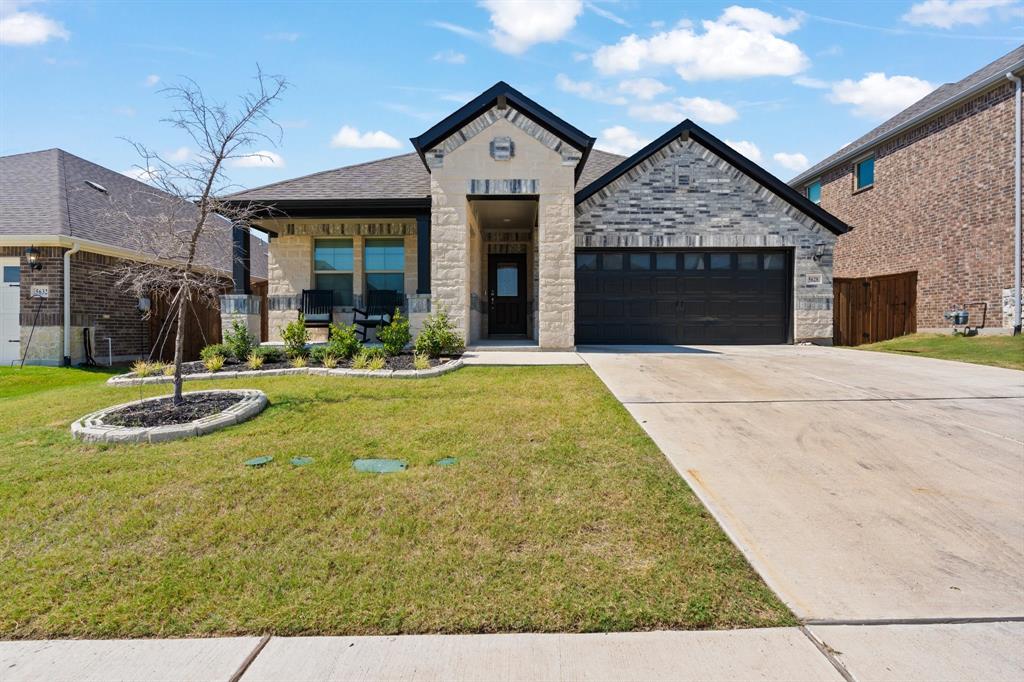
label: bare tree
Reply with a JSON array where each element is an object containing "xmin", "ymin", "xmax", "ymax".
[{"xmin": 110, "ymin": 68, "xmax": 288, "ymax": 404}]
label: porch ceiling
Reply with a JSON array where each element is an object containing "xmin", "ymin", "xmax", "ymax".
[{"xmin": 471, "ymin": 199, "xmax": 537, "ymax": 233}]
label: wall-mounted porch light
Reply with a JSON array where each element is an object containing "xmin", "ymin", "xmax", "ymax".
[
  {"xmin": 137, "ymin": 296, "xmax": 151, "ymax": 313},
  {"xmin": 24, "ymin": 245, "xmax": 42, "ymax": 270}
]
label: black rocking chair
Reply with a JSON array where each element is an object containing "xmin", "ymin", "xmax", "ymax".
[{"xmin": 353, "ymin": 290, "xmax": 404, "ymax": 341}]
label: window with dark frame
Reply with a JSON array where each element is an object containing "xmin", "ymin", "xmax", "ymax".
[
  {"xmin": 364, "ymin": 238, "xmax": 405, "ymax": 297},
  {"xmin": 313, "ymin": 238, "xmax": 353, "ymax": 306},
  {"xmin": 854, "ymin": 156, "xmax": 874, "ymax": 191},
  {"xmin": 806, "ymin": 180, "xmax": 821, "ymax": 204}
]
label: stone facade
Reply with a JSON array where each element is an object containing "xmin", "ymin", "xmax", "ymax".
[
  {"xmin": 575, "ymin": 134, "xmax": 837, "ymax": 342},
  {"xmin": 813, "ymin": 81, "xmax": 1020, "ymax": 329}
]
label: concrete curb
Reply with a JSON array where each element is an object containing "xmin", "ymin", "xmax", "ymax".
[
  {"xmin": 70, "ymin": 389, "xmax": 268, "ymax": 445},
  {"xmin": 106, "ymin": 359, "xmax": 464, "ymax": 386}
]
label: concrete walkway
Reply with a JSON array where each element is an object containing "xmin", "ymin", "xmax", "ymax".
[
  {"xmin": 4, "ymin": 623, "xmax": 1021, "ymax": 681},
  {"xmin": 461, "ymin": 350, "xmax": 585, "ymax": 365}
]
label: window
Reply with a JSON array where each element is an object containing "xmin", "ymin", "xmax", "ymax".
[
  {"xmin": 683, "ymin": 253, "xmax": 705, "ymax": 270},
  {"xmin": 2, "ymin": 265, "xmax": 19, "ymax": 283},
  {"xmin": 365, "ymin": 238, "xmax": 405, "ymax": 298},
  {"xmin": 709, "ymin": 253, "xmax": 731, "ymax": 270},
  {"xmin": 314, "ymin": 239, "xmax": 353, "ymax": 306},
  {"xmin": 806, "ymin": 180, "xmax": 821, "ymax": 205},
  {"xmin": 655, "ymin": 253, "xmax": 677, "ymax": 270},
  {"xmin": 601, "ymin": 253, "xmax": 623, "ymax": 270},
  {"xmin": 629, "ymin": 253, "xmax": 651, "ymax": 270},
  {"xmin": 763, "ymin": 253, "xmax": 785, "ymax": 270},
  {"xmin": 576, "ymin": 253, "xmax": 597, "ymax": 270},
  {"xmin": 496, "ymin": 264, "xmax": 518, "ymax": 296},
  {"xmin": 854, "ymin": 156, "xmax": 874, "ymax": 191},
  {"xmin": 738, "ymin": 254, "xmax": 758, "ymax": 270}
]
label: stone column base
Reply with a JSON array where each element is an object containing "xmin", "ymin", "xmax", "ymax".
[{"xmin": 220, "ymin": 294, "xmax": 262, "ymax": 343}]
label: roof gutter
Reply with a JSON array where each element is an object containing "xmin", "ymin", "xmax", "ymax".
[
  {"xmin": 62, "ymin": 242, "xmax": 80, "ymax": 366},
  {"xmin": 1008, "ymin": 71, "xmax": 1022, "ymax": 335},
  {"xmin": 791, "ymin": 58, "xmax": 1024, "ymax": 186}
]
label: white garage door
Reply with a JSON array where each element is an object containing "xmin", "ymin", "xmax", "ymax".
[{"xmin": 0, "ymin": 258, "xmax": 21, "ymax": 366}]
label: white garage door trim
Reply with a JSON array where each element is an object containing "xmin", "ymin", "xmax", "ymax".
[{"xmin": 0, "ymin": 257, "xmax": 21, "ymax": 366}]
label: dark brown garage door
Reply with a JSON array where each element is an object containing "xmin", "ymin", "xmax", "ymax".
[{"xmin": 575, "ymin": 250, "xmax": 791, "ymax": 345}]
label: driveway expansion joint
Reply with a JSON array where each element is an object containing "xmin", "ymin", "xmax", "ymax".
[
  {"xmin": 229, "ymin": 633, "xmax": 271, "ymax": 682},
  {"xmin": 803, "ymin": 615, "xmax": 1024, "ymax": 626},
  {"xmin": 799, "ymin": 626, "xmax": 855, "ymax": 682}
]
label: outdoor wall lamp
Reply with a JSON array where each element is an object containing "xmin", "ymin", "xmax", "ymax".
[
  {"xmin": 812, "ymin": 242, "xmax": 827, "ymax": 262},
  {"xmin": 137, "ymin": 296, "xmax": 151, "ymax": 313},
  {"xmin": 24, "ymin": 245, "xmax": 42, "ymax": 270}
]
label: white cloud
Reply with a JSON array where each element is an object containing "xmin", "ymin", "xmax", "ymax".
[
  {"xmin": 725, "ymin": 139, "xmax": 762, "ymax": 162},
  {"xmin": 167, "ymin": 146, "xmax": 192, "ymax": 162},
  {"xmin": 481, "ymin": 0, "xmax": 583, "ymax": 54},
  {"xmin": 596, "ymin": 125, "xmax": 651, "ymax": 155},
  {"xmin": 555, "ymin": 73, "xmax": 627, "ymax": 105},
  {"xmin": 586, "ymin": 2, "xmax": 629, "ymax": 26},
  {"xmin": 773, "ymin": 151, "xmax": 809, "ymax": 171},
  {"xmin": 592, "ymin": 6, "xmax": 808, "ymax": 81},
  {"xmin": 330, "ymin": 125, "xmax": 403, "ymax": 149},
  {"xmin": 829, "ymin": 72, "xmax": 935, "ymax": 119},
  {"xmin": 792, "ymin": 75, "xmax": 828, "ymax": 89},
  {"xmin": 229, "ymin": 150, "xmax": 285, "ymax": 168},
  {"xmin": 433, "ymin": 48, "xmax": 467, "ymax": 64},
  {"xmin": 618, "ymin": 77, "xmax": 670, "ymax": 100},
  {"xmin": 429, "ymin": 20, "xmax": 484, "ymax": 40},
  {"xmin": 121, "ymin": 165, "xmax": 159, "ymax": 183},
  {"xmin": 629, "ymin": 96, "xmax": 738, "ymax": 125},
  {"xmin": 0, "ymin": 9, "xmax": 69, "ymax": 46},
  {"xmin": 144, "ymin": 74, "xmax": 160, "ymax": 87},
  {"xmin": 902, "ymin": 0, "xmax": 1019, "ymax": 28}
]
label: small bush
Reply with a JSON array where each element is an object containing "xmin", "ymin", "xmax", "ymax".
[
  {"xmin": 309, "ymin": 346, "xmax": 329, "ymax": 363},
  {"xmin": 224, "ymin": 320, "xmax": 255, "ymax": 361},
  {"xmin": 200, "ymin": 343, "xmax": 233, "ymax": 362},
  {"xmin": 352, "ymin": 347, "xmax": 384, "ymax": 370},
  {"xmin": 203, "ymin": 354, "xmax": 225, "ymax": 372},
  {"xmin": 131, "ymin": 360, "xmax": 165, "ymax": 377},
  {"xmin": 246, "ymin": 354, "xmax": 265, "ymax": 370},
  {"xmin": 322, "ymin": 354, "xmax": 339, "ymax": 369},
  {"xmin": 281, "ymin": 315, "xmax": 309, "ymax": 358},
  {"xmin": 377, "ymin": 309, "xmax": 411, "ymax": 356},
  {"xmin": 367, "ymin": 355, "xmax": 386, "ymax": 371},
  {"xmin": 326, "ymin": 322, "xmax": 362, "ymax": 359},
  {"xmin": 414, "ymin": 307, "xmax": 465, "ymax": 358},
  {"xmin": 251, "ymin": 346, "xmax": 284, "ymax": 364},
  {"xmin": 413, "ymin": 352, "xmax": 430, "ymax": 370},
  {"xmin": 162, "ymin": 364, "xmax": 175, "ymax": 376},
  {"xmin": 290, "ymin": 356, "xmax": 307, "ymax": 369}
]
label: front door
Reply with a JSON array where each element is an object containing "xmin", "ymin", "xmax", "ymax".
[{"xmin": 488, "ymin": 253, "xmax": 527, "ymax": 335}]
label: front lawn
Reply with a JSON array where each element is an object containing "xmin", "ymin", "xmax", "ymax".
[
  {"xmin": 857, "ymin": 333, "xmax": 1024, "ymax": 371},
  {"xmin": 0, "ymin": 365, "xmax": 120, "ymax": 399},
  {"xmin": 0, "ymin": 365, "xmax": 791, "ymax": 638}
]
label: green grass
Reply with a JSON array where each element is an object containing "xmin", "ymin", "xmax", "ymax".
[
  {"xmin": 0, "ymin": 365, "xmax": 120, "ymax": 399},
  {"xmin": 857, "ymin": 333, "xmax": 1024, "ymax": 371},
  {"xmin": 0, "ymin": 366, "xmax": 792, "ymax": 638}
]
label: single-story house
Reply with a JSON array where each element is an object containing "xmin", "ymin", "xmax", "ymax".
[
  {"xmin": 790, "ymin": 45, "xmax": 1023, "ymax": 339},
  {"xmin": 0, "ymin": 149, "xmax": 268, "ymax": 366},
  {"xmin": 228, "ymin": 82, "xmax": 847, "ymax": 349}
]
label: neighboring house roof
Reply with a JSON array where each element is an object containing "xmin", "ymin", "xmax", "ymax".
[
  {"xmin": 576, "ymin": 120, "xmax": 849, "ymax": 236},
  {"xmin": 225, "ymin": 149, "xmax": 626, "ymax": 205},
  {"xmin": 410, "ymin": 81, "xmax": 596, "ymax": 181},
  {"xmin": 791, "ymin": 45, "xmax": 1024, "ymax": 186},
  {"xmin": 0, "ymin": 148, "xmax": 267, "ymax": 280}
]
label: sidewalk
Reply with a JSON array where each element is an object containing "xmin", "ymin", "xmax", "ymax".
[{"xmin": 2, "ymin": 622, "xmax": 1022, "ymax": 681}]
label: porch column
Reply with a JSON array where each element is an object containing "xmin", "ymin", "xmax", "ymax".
[
  {"xmin": 221, "ymin": 223, "xmax": 262, "ymax": 342},
  {"xmin": 231, "ymin": 223, "xmax": 251, "ymax": 294},
  {"xmin": 416, "ymin": 214, "xmax": 431, "ymax": 294}
]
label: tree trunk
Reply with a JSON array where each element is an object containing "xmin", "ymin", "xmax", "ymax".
[{"xmin": 171, "ymin": 287, "xmax": 188, "ymax": 405}]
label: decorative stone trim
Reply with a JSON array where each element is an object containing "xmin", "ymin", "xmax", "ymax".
[
  {"xmin": 468, "ymin": 178, "xmax": 538, "ymax": 195},
  {"xmin": 70, "ymin": 389, "xmax": 268, "ymax": 444},
  {"xmin": 281, "ymin": 221, "xmax": 416, "ymax": 237},
  {"xmin": 106, "ymin": 359, "xmax": 464, "ymax": 386}
]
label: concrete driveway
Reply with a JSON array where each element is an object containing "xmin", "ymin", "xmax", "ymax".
[{"xmin": 580, "ymin": 344, "xmax": 1024, "ymax": 623}]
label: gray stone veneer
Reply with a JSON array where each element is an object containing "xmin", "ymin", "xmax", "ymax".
[{"xmin": 575, "ymin": 135, "xmax": 837, "ymax": 341}]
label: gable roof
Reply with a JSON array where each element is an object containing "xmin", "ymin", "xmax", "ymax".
[
  {"xmin": 225, "ymin": 149, "xmax": 625, "ymax": 206},
  {"xmin": 410, "ymin": 81, "xmax": 597, "ymax": 181},
  {"xmin": 576, "ymin": 119, "xmax": 849, "ymax": 236},
  {"xmin": 791, "ymin": 45, "xmax": 1024, "ymax": 186},
  {"xmin": 0, "ymin": 148, "xmax": 267, "ymax": 279}
]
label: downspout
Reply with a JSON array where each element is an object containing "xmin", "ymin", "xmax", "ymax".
[
  {"xmin": 63, "ymin": 242, "xmax": 81, "ymax": 366},
  {"xmin": 1008, "ymin": 71, "xmax": 1022, "ymax": 335}
]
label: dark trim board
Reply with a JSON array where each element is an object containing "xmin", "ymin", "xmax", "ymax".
[{"xmin": 574, "ymin": 120, "xmax": 849, "ymax": 236}]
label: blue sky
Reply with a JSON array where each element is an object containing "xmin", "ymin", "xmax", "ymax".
[{"xmin": 1, "ymin": 0, "xmax": 1021, "ymax": 188}]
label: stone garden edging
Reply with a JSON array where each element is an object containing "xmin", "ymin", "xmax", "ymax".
[
  {"xmin": 106, "ymin": 359, "xmax": 465, "ymax": 387},
  {"xmin": 71, "ymin": 389, "xmax": 268, "ymax": 444}
]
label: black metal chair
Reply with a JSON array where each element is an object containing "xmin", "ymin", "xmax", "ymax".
[
  {"xmin": 353, "ymin": 290, "xmax": 404, "ymax": 341},
  {"xmin": 301, "ymin": 289, "xmax": 333, "ymax": 327}
]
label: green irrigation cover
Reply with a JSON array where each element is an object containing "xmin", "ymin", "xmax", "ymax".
[
  {"xmin": 245, "ymin": 456, "xmax": 273, "ymax": 467},
  {"xmin": 435, "ymin": 457, "xmax": 458, "ymax": 467},
  {"xmin": 291, "ymin": 456, "xmax": 314, "ymax": 466},
  {"xmin": 353, "ymin": 458, "xmax": 408, "ymax": 473}
]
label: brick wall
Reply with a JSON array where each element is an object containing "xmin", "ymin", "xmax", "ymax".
[
  {"xmin": 0, "ymin": 246, "xmax": 65, "ymax": 327},
  {"xmin": 817, "ymin": 82, "xmax": 1020, "ymax": 328},
  {"xmin": 70, "ymin": 250, "xmax": 150, "ymax": 358}
]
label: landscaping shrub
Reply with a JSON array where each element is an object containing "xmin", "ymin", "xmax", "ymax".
[
  {"xmin": 326, "ymin": 322, "xmax": 362, "ymax": 359},
  {"xmin": 224, "ymin": 320, "xmax": 255, "ymax": 361},
  {"xmin": 245, "ymin": 354, "xmax": 264, "ymax": 370},
  {"xmin": 250, "ymin": 346, "xmax": 284, "ymax": 364},
  {"xmin": 130, "ymin": 360, "xmax": 165, "ymax": 377},
  {"xmin": 414, "ymin": 308, "xmax": 465, "ymax": 357},
  {"xmin": 200, "ymin": 343, "xmax": 233, "ymax": 362},
  {"xmin": 413, "ymin": 352, "xmax": 430, "ymax": 370},
  {"xmin": 281, "ymin": 315, "xmax": 309, "ymax": 358},
  {"xmin": 203, "ymin": 354, "xmax": 225, "ymax": 372},
  {"xmin": 377, "ymin": 309, "xmax": 411, "ymax": 356},
  {"xmin": 322, "ymin": 354, "xmax": 339, "ymax": 369},
  {"xmin": 290, "ymin": 356, "xmax": 307, "ymax": 369},
  {"xmin": 352, "ymin": 347, "xmax": 385, "ymax": 370},
  {"xmin": 309, "ymin": 346, "xmax": 329, "ymax": 363}
]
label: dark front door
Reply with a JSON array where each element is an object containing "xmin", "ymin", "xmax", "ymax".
[{"xmin": 488, "ymin": 253, "xmax": 527, "ymax": 335}]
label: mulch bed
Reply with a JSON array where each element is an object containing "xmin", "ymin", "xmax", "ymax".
[
  {"xmin": 175, "ymin": 351, "xmax": 455, "ymax": 376},
  {"xmin": 103, "ymin": 392, "xmax": 244, "ymax": 428}
]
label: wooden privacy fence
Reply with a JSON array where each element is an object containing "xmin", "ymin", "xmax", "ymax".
[
  {"xmin": 148, "ymin": 292, "xmax": 222, "ymax": 362},
  {"xmin": 834, "ymin": 271, "xmax": 917, "ymax": 346}
]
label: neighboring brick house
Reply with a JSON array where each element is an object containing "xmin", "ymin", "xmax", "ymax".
[
  {"xmin": 0, "ymin": 149, "xmax": 267, "ymax": 366},
  {"xmin": 228, "ymin": 82, "xmax": 846, "ymax": 349},
  {"xmin": 791, "ymin": 46, "xmax": 1024, "ymax": 334}
]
